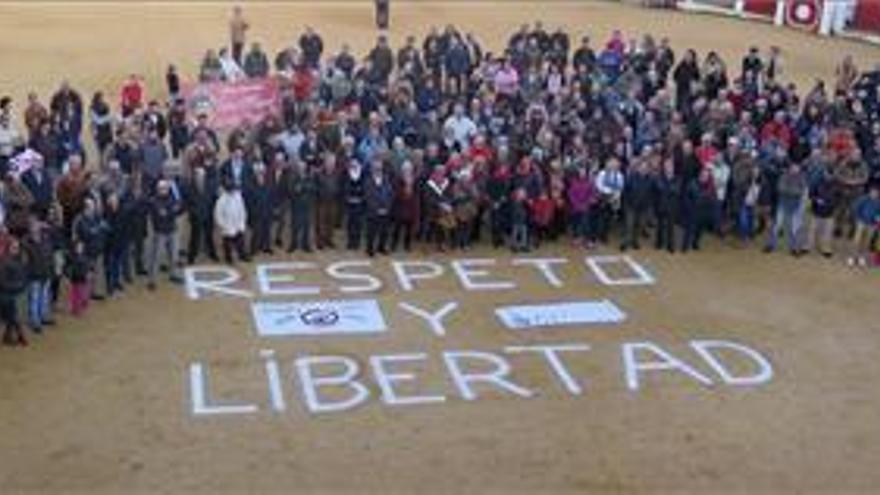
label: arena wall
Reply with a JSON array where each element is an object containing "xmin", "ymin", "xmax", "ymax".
[{"xmin": 664, "ymin": 0, "xmax": 880, "ymax": 44}]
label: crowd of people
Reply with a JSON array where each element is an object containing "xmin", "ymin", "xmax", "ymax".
[{"xmin": 1, "ymin": 7, "xmax": 879, "ymax": 348}]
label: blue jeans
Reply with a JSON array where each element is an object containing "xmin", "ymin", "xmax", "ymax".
[
  {"xmin": 27, "ymin": 279, "xmax": 51, "ymax": 329},
  {"xmin": 766, "ymin": 202, "xmax": 803, "ymax": 251},
  {"xmin": 738, "ymin": 205, "xmax": 755, "ymax": 240},
  {"xmin": 511, "ymin": 223, "xmax": 529, "ymax": 251},
  {"xmin": 105, "ymin": 246, "xmax": 127, "ymax": 295}
]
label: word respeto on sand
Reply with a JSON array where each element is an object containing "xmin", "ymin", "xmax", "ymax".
[
  {"xmin": 182, "ymin": 255, "xmax": 775, "ymax": 418},
  {"xmin": 182, "ymin": 255, "xmax": 656, "ymax": 300}
]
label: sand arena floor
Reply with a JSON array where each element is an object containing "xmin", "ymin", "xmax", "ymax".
[{"xmin": 0, "ymin": 2, "xmax": 879, "ymax": 493}]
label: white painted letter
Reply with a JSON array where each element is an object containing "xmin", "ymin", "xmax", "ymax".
[
  {"xmin": 505, "ymin": 343, "xmax": 591, "ymax": 395},
  {"xmin": 451, "ymin": 259, "xmax": 515, "ymax": 291},
  {"xmin": 690, "ymin": 340, "xmax": 774, "ymax": 386},
  {"xmin": 392, "ymin": 260, "xmax": 445, "ymax": 292},
  {"xmin": 184, "ymin": 266, "xmax": 252, "ymax": 300},
  {"xmin": 260, "ymin": 349, "xmax": 286, "ymax": 412},
  {"xmin": 369, "ymin": 353, "xmax": 446, "ymax": 406},
  {"xmin": 189, "ymin": 362, "xmax": 259, "ymax": 415},
  {"xmin": 326, "ymin": 260, "xmax": 383, "ymax": 293},
  {"xmin": 622, "ymin": 342, "xmax": 713, "ymax": 391},
  {"xmin": 398, "ymin": 301, "xmax": 459, "ymax": 336},
  {"xmin": 443, "ymin": 350, "xmax": 534, "ymax": 400},
  {"xmin": 295, "ymin": 355, "xmax": 370, "ymax": 414},
  {"xmin": 257, "ymin": 262, "xmax": 320, "ymax": 296},
  {"xmin": 586, "ymin": 255, "xmax": 656, "ymax": 286},
  {"xmin": 512, "ymin": 257, "xmax": 568, "ymax": 288}
]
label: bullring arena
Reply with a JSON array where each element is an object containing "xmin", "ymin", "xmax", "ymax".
[{"xmin": 0, "ymin": 1, "xmax": 879, "ymax": 493}]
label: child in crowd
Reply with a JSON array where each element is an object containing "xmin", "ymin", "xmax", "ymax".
[
  {"xmin": 529, "ymin": 188, "xmax": 555, "ymax": 248},
  {"xmin": 65, "ymin": 240, "xmax": 90, "ymax": 317},
  {"xmin": 0, "ymin": 238, "xmax": 28, "ymax": 345},
  {"xmin": 848, "ymin": 186, "xmax": 880, "ymax": 267}
]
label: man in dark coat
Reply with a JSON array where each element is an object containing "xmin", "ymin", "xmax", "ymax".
[
  {"xmin": 621, "ymin": 160, "xmax": 654, "ymax": 251},
  {"xmin": 183, "ymin": 167, "xmax": 219, "ymax": 264},
  {"xmin": 21, "ymin": 157, "xmax": 54, "ymax": 220},
  {"xmin": 315, "ymin": 153, "xmax": 341, "ymax": 250},
  {"xmin": 364, "ymin": 160, "xmax": 394, "ymax": 256},
  {"xmin": 368, "ymin": 35, "xmax": 394, "ymax": 84},
  {"xmin": 285, "ymin": 160, "xmax": 317, "ymax": 253}
]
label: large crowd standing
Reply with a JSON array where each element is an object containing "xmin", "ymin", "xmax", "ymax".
[{"xmin": 0, "ymin": 7, "xmax": 879, "ymax": 347}]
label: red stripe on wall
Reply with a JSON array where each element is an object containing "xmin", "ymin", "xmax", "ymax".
[
  {"xmin": 854, "ymin": 0, "xmax": 880, "ymax": 33},
  {"xmin": 743, "ymin": 0, "xmax": 777, "ymax": 17}
]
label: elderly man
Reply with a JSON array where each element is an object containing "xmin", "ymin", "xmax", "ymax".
[{"xmin": 147, "ymin": 180, "xmax": 183, "ymax": 290}]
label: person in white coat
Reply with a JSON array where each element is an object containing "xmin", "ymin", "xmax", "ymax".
[
  {"xmin": 214, "ymin": 180, "xmax": 250, "ymax": 264},
  {"xmin": 218, "ymin": 47, "xmax": 245, "ymax": 82}
]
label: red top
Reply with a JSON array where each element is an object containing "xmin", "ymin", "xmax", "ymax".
[
  {"xmin": 529, "ymin": 197, "xmax": 556, "ymax": 226},
  {"xmin": 121, "ymin": 81, "xmax": 144, "ymax": 110},
  {"xmin": 760, "ymin": 120, "xmax": 792, "ymax": 150}
]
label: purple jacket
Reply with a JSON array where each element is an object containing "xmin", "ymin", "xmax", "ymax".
[{"xmin": 567, "ymin": 175, "xmax": 597, "ymax": 214}]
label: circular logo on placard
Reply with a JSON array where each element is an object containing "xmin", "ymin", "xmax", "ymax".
[
  {"xmin": 786, "ymin": 0, "xmax": 820, "ymax": 30},
  {"xmin": 300, "ymin": 308, "xmax": 340, "ymax": 326}
]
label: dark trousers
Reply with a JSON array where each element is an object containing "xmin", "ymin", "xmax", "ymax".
[
  {"xmin": 104, "ymin": 246, "xmax": 127, "ymax": 295},
  {"xmin": 222, "ymin": 234, "xmax": 248, "ymax": 264},
  {"xmin": 128, "ymin": 236, "xmax": 147, "ymax": 275},
  {"xmin": 490, "ymin": 205, "xmax": 509, "ymax": 248},
  {"xmin": 289, "ymin": 203, "xmax": 313, "ymax": 251},
  {"xmin": 455, "ymin": 220, "xmax": 473, "ymax": 249},
  {"xmin": 250, "ymin": 215, "xmax": 272, "ymax": 254},
  {"xmin": 188, "ymin": 217, "xmax": 217, "ymax": 263},
  {"xmin": 682, "ymin": 209, "xmax": 711, "ymax": 252},
  {"xmin": 470, "ymin": 207, "xmax": 485, "ymax": 243},
  {"xmin": 346, "ymin": 203, "xmax": 365, "ymax": 250},
  {"xmin": 621, "ymin": 207, "xmax": 648, "ymax": 249},
  {"xmin": 0, "ymin": 295, "xmax": 24, "ymax": 344},
  {"xmin": 315, "ymin": 200, "xmax": 338, "ymax": 249},
  {"xmin": 232, "ymin": 42, "xmax": 244, "ymax": 65},
  {"xmin": 595, "ymin": 203, "xmax": 617, "ymax": 243},
  {"xmin": 170, "ymin": 130, "xmax": 189, "ymax": 159},
  {"xmin": 391, "ymin": 219, "xmax": 414, "ymax": 252},
  {"xmin": 366, "ymin": 214, "xmax": 390, "ymax": 256},
  {"xmin": 655, "ymin": 211, "xmax": 676, "ymax": 252}
]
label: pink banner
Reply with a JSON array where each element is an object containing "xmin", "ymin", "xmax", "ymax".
[{"xmin": 182, "ymin": 78, "xmax": 280, "ymax": 129}]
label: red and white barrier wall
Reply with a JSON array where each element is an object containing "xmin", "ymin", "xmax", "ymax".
[{"xmin": 675, "ymin": 0, "xmax": 879, "ymax": 42}]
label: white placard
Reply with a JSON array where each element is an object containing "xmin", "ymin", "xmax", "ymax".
[
  {"xmin": 251, "ymin": 299, "xmax": 387, "ymax": 337},
  {"xmin": 495, "ymin": 300, "xmax": 626, "ymax": 330}
]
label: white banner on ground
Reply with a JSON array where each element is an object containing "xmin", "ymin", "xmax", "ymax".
[
  {"xmin": 251, "ymin": 299, "xmax": 387, "ymax": 337},
  {"xmin": 495, "ymin": 300, "xmax": 626, "ymax": 330}
]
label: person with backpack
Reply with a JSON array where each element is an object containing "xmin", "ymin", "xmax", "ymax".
[{"xmin": 65, "ymin": 241, "xmax": 90, "ymax": 317}]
